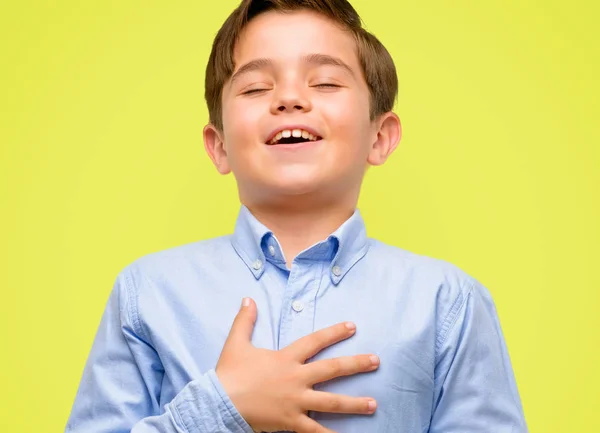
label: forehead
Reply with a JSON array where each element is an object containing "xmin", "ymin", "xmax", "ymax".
[{"xmin": 234, "ymin": 10, "xmax": 359, "ymax": 67}]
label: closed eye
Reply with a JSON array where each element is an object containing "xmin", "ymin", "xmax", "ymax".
[
  {"xmin": 314, "ymin": 83, "xmax": 341, "ymax": 88},
  {"xmin": 242, "ymin": 84, "xmax": 340, "ymax": 95},
  {"xmin": 241, "ymin": 88, "xmax": 269, "ymax": 95}
]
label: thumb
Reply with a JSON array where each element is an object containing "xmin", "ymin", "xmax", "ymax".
[{"xmin": 226, "ymin": 297, "xmax": 257, "ymax": 345}]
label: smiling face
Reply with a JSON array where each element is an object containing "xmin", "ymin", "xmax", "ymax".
[{"xmin": 204, "ymin": 9, "xmax": 401, "ymax": 207}]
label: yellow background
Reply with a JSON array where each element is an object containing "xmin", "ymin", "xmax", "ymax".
[{"xmin": 1, "ymin": 1, "xmax": 598, "ymax": 431}]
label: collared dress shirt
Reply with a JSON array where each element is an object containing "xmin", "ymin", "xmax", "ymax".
[{"xmin": 66, "ymin": 206, "xmax": 528, "ymax": 432}]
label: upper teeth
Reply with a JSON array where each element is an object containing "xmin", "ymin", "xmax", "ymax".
[{"xmin": 268, "ymin": 129, "xmax": 319, "ymax": 145}]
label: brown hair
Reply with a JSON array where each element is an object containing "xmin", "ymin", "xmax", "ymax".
[{"xmin": 205, "ymin": 0, "xmax": 398, "ymax": 131}]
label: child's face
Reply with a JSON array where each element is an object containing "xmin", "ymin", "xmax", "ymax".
[{"xmin": 205, "ymin": 10, "xmax": 398, "ymax": 204}]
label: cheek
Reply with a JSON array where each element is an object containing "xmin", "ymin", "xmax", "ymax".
[
  {"xmin": 320, "ymin": 87, "xmax": 368, "ymax": 121},
  {"xmin": 321, "ymin": 97, "xmax": 372, "ymax": 145},
  {"xmin": 222, "ymin": 100, "xmax": 262, "ymax": 142},
  {"xmin": 224, "ymin": 92, "xmax": 265, "ymax": 122}
]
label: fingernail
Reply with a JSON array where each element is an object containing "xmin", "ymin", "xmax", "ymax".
[
  {"xmin": 345, "ymin": 322, "xmax": 356, "ymax": 331},
  {"xmin": 370, "ymin": 355, "xmax": 379, "ymax": 365},
  {"xmin": 242, "ymin": 297, "xmax": 250, "ymax": 307},
  {"xmin": 368, "ymin": 400, "xmax": 377, "ymax": 412}
]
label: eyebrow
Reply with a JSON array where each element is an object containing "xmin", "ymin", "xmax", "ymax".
[{"xmin": 229, "ymin": 53, "xmax": 355, "ymax": 84}]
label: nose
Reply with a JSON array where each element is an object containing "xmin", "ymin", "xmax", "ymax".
[{"xmin": 270, "ymin": 84, "xmax": 312, "ymax": 114}]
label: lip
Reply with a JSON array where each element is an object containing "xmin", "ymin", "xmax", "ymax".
[
  {"xmin": 264, "ymin": 124, "xmax": 323, "ymax": 144},
  {"xmin": 267, "ymin": 139, "xmax": 322, "ymax": 151}
]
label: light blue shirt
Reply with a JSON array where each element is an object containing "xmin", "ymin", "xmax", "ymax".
[{"xmin": 66, "ymin": 206, "xmax": 527, "ymax": 432}]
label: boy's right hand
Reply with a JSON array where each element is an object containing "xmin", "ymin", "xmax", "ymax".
[{"xmin": 215, "ymin": 297, "xmax": 379, "ymax": 433}]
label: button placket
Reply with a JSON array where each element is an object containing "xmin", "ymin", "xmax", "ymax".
[{"xmin": 278, "ymin": 262, "xmax": 320, "ymax": 349}]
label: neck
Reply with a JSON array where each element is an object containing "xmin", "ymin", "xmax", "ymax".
[{"xmin": 244, "ymin": 195, "xmax": 357, "ymax": 268}]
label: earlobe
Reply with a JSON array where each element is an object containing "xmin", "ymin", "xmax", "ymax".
[
  {"xmin": 367, "ymin": 112, "xmax": 402, "ymax": 166},
  {"xmin": 203, "ymin": 124, "xmax": 231, "ymax": 175}
]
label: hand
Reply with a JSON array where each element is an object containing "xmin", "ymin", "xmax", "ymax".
[{"xmin": 215, "ymin": 297, "xmax": 380, "ymax": 433}]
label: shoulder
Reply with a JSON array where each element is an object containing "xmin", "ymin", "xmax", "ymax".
[
  {"xmin": 116, "ymin": 235, "xmax": 233, "ymax": 290},
  {"xmin": 366, "ymin": 238, "xmax": 491, "ymax": 327},
  {"xmin": 367, "ymin": 237, "xmax": 482, "ymax": 290},
  {"xmin": 110, "ymin": 235, "xmax": 235, "ymax": 336}
]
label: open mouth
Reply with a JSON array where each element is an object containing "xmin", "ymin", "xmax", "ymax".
[{"xmin": 267, "ymin": 128, "xmax": 322, "ymax": 145}]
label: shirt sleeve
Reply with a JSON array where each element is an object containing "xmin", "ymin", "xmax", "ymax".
[
  {"xmin": 429, "ymin": 280, "xmax": 528, "ymax": 432},
  {"xmin": 65, "ymin": 267, "xmax": 254, "ymax": 433}
]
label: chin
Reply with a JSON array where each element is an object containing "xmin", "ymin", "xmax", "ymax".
[
  {"xmin": 270, "ymin": 180, "xmax": 323, "ymax": 197},
  {"xmin": 256, "ymin": 173, "xmax": 327, "ymax": 198}
]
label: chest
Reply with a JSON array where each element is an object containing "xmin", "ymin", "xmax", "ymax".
[{"xmin": 146, "ymin": 267, "xmax": 438, "ymax": 432}]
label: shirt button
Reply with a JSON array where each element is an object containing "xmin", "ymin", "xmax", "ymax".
[
  {"xmin": 268, "ymin": 245, "xmax": 276, "ymax": 257},
  {"xmin": 252, "ymin": 259, "xmax": 263, "ymax": 270},
  {"xmin": 292, "ymin": 300, "xmax": 304, "ymax": 312},
  {"xmin": 332, "ymin": 265, "xmax": 342, "ymax": 276}
]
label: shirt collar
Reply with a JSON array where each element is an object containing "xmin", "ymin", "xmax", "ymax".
[{"xmin": 230, "ymin": 205, "xmax": 369, "ymax": 285}]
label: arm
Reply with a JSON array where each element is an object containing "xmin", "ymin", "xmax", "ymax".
[
  {"xmin": 65, "ymin": 268, "xmax": 253, "ymax": 433},
  {"xmin": 429, "ymin": 280, "xmax": 528, "ymax": 432}
]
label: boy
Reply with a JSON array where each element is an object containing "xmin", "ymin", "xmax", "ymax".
[{"xmin": 66, "ymin": 0, "xmax": 527, "ymax": 432}]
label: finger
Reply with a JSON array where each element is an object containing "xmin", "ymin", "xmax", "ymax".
[
  {"xmin": 282, "ymin": 322, "xmax": 356, "ymax": 362},
  {"xmin": 224, "ymin": 297, "xmax": 257, "ymax": 347},
  {"xmin": 294, "ymin": 414, "xmax": 338, "ymax": 433},
  {"xmin": 303, "ymin": 354, "xmax": 380, "ymax": 384},
  {"xmin": 304, "ymin": 390, "xmax": 377, "ymax": 415}
]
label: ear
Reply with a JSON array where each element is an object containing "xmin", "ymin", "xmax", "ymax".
[
  {"xmin": 203, "ymin": 123, "xmax": 231, "ymax": 175},
  {"xmin": 367, "ymin": 112, "xmax": 402, "ymax": 166}
]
